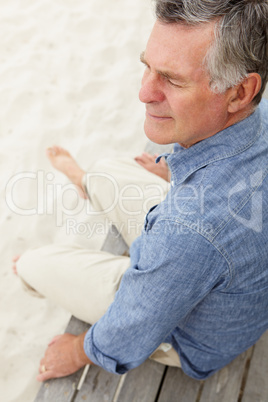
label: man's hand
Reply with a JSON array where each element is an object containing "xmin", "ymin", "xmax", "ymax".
[
  {"xmin": 37, "ymin": 332, "xmax": 93, "ymax": 382},
  {"xmin": 134, "ymin": 152, "xmax": 170, "ymax": 182}
]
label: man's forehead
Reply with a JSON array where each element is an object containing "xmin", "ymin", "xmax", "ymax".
[
  {"xmin": 147, "ymin": 20, "xmax": 214, "ymax": 56},
  {"xmin": 143, "ymin": 21, "xmax": 215, "ymax": 78}
]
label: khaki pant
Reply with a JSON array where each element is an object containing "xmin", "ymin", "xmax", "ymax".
[{"xmin": 17, "ymin": 157, "xmax": 181, "ymax": 368}]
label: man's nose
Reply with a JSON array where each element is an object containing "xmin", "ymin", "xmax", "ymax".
[{"xmin": 139, "ymin": 70, "xmax": 165, "ymax": 104}]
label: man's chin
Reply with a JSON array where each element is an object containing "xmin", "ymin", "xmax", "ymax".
[{"xmin": 144, "ymin": 124, "xmax": 174, "ymax": 145}]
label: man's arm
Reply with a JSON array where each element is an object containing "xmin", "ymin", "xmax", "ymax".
[
  {"xmin": 82, "ymin": 221, "xmax": 228, "ymax": 375},
  {"xmin": 37, "ymin": 331, "xmax": 94, "ymax": 382}
]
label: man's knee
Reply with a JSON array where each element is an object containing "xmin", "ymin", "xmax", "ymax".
[
  {"xmin": 16, "ymin": 249, "xmax": 45, "ymax": 297},
  {"xmin": 17, "ymin": 246, "xmax": 57, "ymax": 284},
  {"xmin": 17, "ymin": 249, "xmax": 38, "ymax": 279}
]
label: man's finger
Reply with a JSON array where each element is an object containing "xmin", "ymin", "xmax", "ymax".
[
  {"xmin": 142, "ymin": 152, "xmax": 155, "ymax": 161},
  {"xmin": 135, "ymin": 160, "xmax": 146, "ymax": 168},
  {"xmin": 36, "ymin": 370, "xmax": 54, "ymax": 382},
  {"xmin": 48, "ymin": 334, "xmax": 62, "ymax": 346},
  {"xmin": 135, "ymin": 152, "xmax": 154, "ymax": 162},
  {"xmin": 134, "ymin": 157, "xmax": 146, "ymax": 166}
]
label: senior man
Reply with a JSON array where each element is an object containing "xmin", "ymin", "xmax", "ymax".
[{"xmin": 17, "ymin": 0, "xmax": 268, "ymax": 381}]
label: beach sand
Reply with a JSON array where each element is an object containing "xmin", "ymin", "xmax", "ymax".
[
  {"xmin": 1, "ymin": 2, "xmax": 268, "ymax": 401},
  {"xmin": 0, "ymin": 1, "xmax": 154, "ymax": 401}
]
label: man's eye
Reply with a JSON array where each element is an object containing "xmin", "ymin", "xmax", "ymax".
[
  {"xmin": 161, "ymin": 74, "xmax": 183, "ymax": 88},
  {"xmin": 169, "ymin": 80, "xmax": 182, "ymax": 88}
]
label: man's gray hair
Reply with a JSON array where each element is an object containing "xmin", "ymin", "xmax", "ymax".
[{"xmin": 155, "ymin": 0, "xmax": 268, "ymax": 106}]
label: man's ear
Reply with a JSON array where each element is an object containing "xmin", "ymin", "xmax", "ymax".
[{"xmin": 227, "ymin": 73, "xmax": 262, "ymax": 113}]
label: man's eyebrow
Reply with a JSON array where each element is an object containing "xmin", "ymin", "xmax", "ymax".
[
  {"xmin": 140, "ymin": 51, "xmax": 188, "ymax": 83},
  {"xmin": 140, "ymin": 51, "xmax": 147, "ymax": 65}
]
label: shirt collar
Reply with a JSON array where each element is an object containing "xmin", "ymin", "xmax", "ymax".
[{"xmin": 156, "ymin": 106, "xmax": 262, "ymax": 186}]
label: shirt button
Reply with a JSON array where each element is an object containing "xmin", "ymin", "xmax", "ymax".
[{"xmin": 171, "ymin": 180, "xmax": 174, "ymax": 187}]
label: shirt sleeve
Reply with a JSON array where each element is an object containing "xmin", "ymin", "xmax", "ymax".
[{"xmin": 84, "ymin": 219, "xmax": 229, "ymax": 374}]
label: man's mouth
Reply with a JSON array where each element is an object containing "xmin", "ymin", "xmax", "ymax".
[{"xmin": 146, "ymin": 111, "xmax": 172, "ymax": 121}]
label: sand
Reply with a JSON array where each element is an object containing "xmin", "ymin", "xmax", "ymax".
[
  {"xmin": 0, "ymin": 1, "xmax": 154, "ymax": 401},
  {"xmin": 1, "ymin": 2, "xmax": 268, "ymax": 401}
]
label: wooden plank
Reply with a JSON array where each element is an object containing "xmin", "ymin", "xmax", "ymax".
[
  {"xmin": 158, "ymin": 366, "xmax": 202, "ymax": 402},
  {"xmin": 101, "ymin": 225, "xmax": 128, "ymax": 256},
  {"xmin": 116, "ymin": 359, "xmax": 166, "ymax": 402},
  {"xmin": 199, "ymin": 348, "xmax": 252, "ymax": 402},
  {"xmin": 242, "ymin": 331, "xmax": 268, "ymax": 402},
  {"xmin": 34, "ymin": 316, "xmax": 90, "ymax": 402},
  {"xmin": 75, "ymin": 365, "xmax": 121, "ymax": 402},
  {"xmin": 63, "ymin": 315, "xmax": 91, "ymax": 336}
]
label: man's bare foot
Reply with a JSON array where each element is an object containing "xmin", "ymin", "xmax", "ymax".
[
  {"xmin": 46, "ymin": 146, "xmax": 88, "ymax": 199},
  {"xmin": 12, "ymin": 255, "xmax": 21, "ymax": 275}
]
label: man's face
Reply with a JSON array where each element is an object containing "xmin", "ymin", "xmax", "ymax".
[{"xmin": 139, "ymin": 21, "xmax": 232, "ymax": 148}]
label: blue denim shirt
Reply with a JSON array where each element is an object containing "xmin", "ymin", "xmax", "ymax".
[{"xmin": 84, "ymin": 99, "xmax": 268, "ymax": 380}]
